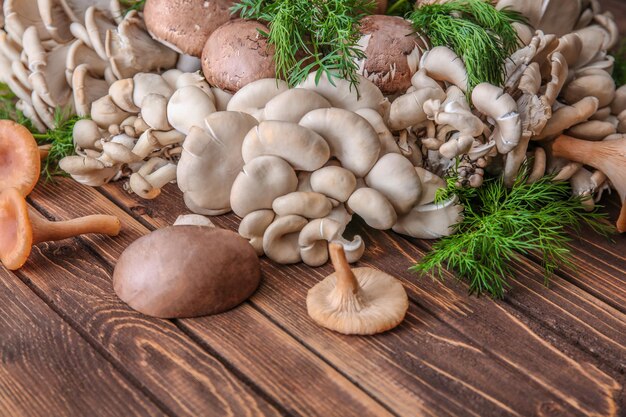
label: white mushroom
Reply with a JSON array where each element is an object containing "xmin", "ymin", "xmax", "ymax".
[
  {"xmin": 129, "ymin": 157, "xmax": 177, "ymax": 200},
  {"xmin": 309, "ymin": 166, "xmax": 357, "ymax": 203},
  {"xmin": 420, "ymin": 46, "xmax": 469, "ymax": 92},
  {"xmin": 227, "ymin": 78, "xmax": 289, "ymax": 121},
  {"xmin": 239, "ymin": 210, "xmax": 275, "ymax": 256},
  {"xmin": 472, "ymin": 83, "xmax": 522, "ymax": 154},
  {"xmin": 392, "ymin": 196, "xmax": 463, "ymax": 239},
  {"xmin": 364, "ymin": 153, "xmax": 422, "ymax": 215},
  {"xmin": 273, "ymin": 192, "xmax": 333, "ymax": 219},
  {"xmin": 298, "ymin": 218, "xmax": 365, "ymax": 266},
  {"xmin": 263, "ymin": 215, "xmax": 308, "ymax": 264},
  {"xmin": 347, "ymin": 187, "xmax": 397, "ymax": 230},
  {"xmin": 264, "ymin": 88, "xmax": 331, "ymax": 123}
]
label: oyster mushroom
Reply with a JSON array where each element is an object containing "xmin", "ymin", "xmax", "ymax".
[
  {"xmin": 177, "ymin": 111, "xmax": 258, "ymax": 215},
  {"xmin": 310, "ymin": 166, "xmax": 357, "ymax": 203},
  {"xmin": 264, "ymin": 89, "xmax": 331, "ymax": 123},
  {"xmin": 392, "ymin": 196, "xmax": 463, "ymax": 239},
  {"xmin": 552, "ymin": 135, "xmax": 626, "ymax": 232},
  {"xmin": 388, "ymin": 69, "xmax": 446, "ymax": 131},
  {"xmin": 272, "ymin": 192, "xmax": 333, "ymax": 219},
  {"xmin": 72, "ymin": 118, "xmax": 105, "ymax": 151},
  {"xmin": 299, "ymin": 108, "xmax": 381, "ymax": 177},
  {"xmin": 128, "ymin": 157, "xmax": 177, "ymax": 200},
  {"xmin": 364, "ymin": 153, "xmax": 422, "ymax": 215},
  {"xmin": 472, "ymin": 83, "xmax": 521, "ymax": 154},
  {"xmin": 347, "ymin": 187, "xmax": 397, "ymax": 230},
  {"xmin": 91, "ymin": 94, "xmax": 131, "ymax": 128},
  {"xmin": 242, "ymin": 121, "xmax": 330, "ymax": 171},
  {"xmin": 0, "ymin": 120, "xmax": 41, "ymax": 196},
  {"xmin": 263, "ymin": 214, "xmax": 308, "ymax": 264},
  {"xmin": 72, "ymin": 63, "xmax": 109, "ymax": 116},
  {"xmin": 0, "ymin": 187, "xmax": 121, "ymax": 270},
  {"xmin": 167, "ymin": 85, "xmax": 216, "ymax": 135},
  {"xmin": 298, "ymin": 219, "xmax": 365, "ymax": 267},
  {"xmin": 59, "ymin": 155, "xmax": 118, "ymax": 186},
  {"xmin": 227, "ymin": 78, "xmax": 289, "ymax": 121},
  {"xmin": 114, "ymin": 226, "xmax": 260, "ymax": 318},
  {"xmin": 239, "ymin": 209, "xmax": 275, "ymax": 256},
  {"xmin": 420, "ymin": 46, "xmax": 468, "ymax": 92},
  {"xmin": 202, "ymin": 19, "xmax": 276, "ymax": 93},
  {"xmin": 306, "ymin": 242, "xmax": 408, "ymax": 335}
]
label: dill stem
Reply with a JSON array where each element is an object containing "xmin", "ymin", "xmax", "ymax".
[{"xmin": 386, "ymin": 0, "xmax": 409, "ymax": 15}]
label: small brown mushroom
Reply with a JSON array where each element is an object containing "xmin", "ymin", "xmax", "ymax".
[
  {"xmin": 552, "ymin": 134, "xmax": 626, "ymax": 232},
  {"xmin": 0, "ymin": 187, "xmax": 121, "ymax": 270},
  {"xmin": 202, "ymin": 19, "xmax": 276, "ymax": 93},
  {"xmin": 306, "ymin": 243, "xmax": 408, "ymax": 335},
  {"xmin": 0, "ymin": 120, "xmax": 40, "ymax": 196},
  {"xmin": 113, "ymin": 226, "xmax": 260, "ymax": 318}
]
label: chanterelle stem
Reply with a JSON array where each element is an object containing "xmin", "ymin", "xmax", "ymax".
[
  {"xmin": 29, "ymin": 208, "xmax": 121, "ymax": 244},
  {"xmin": 328, "ymin": 242, "xmax": 359, "ymax": 295}
]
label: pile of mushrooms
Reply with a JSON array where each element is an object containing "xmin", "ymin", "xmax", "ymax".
[{"xmin": 0, "ymin": 1, "xmax": 178, "ymax": 131}]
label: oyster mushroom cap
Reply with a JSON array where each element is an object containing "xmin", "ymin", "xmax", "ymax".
[
  {"xmin": 90, "ymin": 94, "xmax": 131, "ymax": 128},
  {"xmin": 347, "ymin": 187, "xmax": 397, "ymax": 230},
  {"xmin": 0, "ymin": 120, "xmax": 40, "ymax": 196},
  {"xmin": 392, "ymin": 196, "xmax": 463, "ymax": 239},
  {"xmin": 388, "ymin": 69, "xmax": 446, "ymax": 131},
  {"xmin": 72, "ymin": 118, "xmax": 104, "ymax": 150},
  {"xmin": 143, "ymin": 0, "xmax": 234, "ymax": 57},
  {"xmin": 109, "ymin": 78, "xmax": 140, "ymax": 113},
  {"xmin": 202, "ymin": 19, "xmax": 276, "ymax": 93},
  {"xmin": 264, "ymin": 88, "xmax": 331, "ymax": 123},
  {"xmin": 141, "ymin": 93, "xmax": 171, "ymax": 131},
  {"xmin": 420, "ymin": 46, "xmax": 468, "ymax": 92},
  {"xmin": 167, "ymin": 85, "xmax": 217, "ymax": 135},
  {"xmin": 414, "ymin": 167, "xmax": 445, "ymax": 205},
  {"xmin": 299, "ymin": 108, "xmax": 381, "ymax": 177},
  {"xmin": 263, "ymin": 214, "xmax": 308, "ymax": 264},
  {"xmin": 242, "ymin": 121, "xmax": 330, "ymax": 171},
  {"xmin": 113, "ymin": 226, "xmax": 261, "ymax": 318},
  {"xmin": 227, "ymin": 78, "xmax": 289, "ymax": 121},
  {"xmin": 239, "ymin": 209, "xmax": 275, "ymax": 256},
  {"xmin": 177, "ymin": 111, "xmax": 258, "ymax": 215},
  {"xmin": 59, "ymin": 155, "xmax": 118, "ymax": 186},
  {"xmin": 298, "ymin": 219, "xmax": 364, "ymax": 267},
  {"xmin": 365, "ymin": 153, "xmax": 422, "ymax": 215},
  {"xmin": 272, "ymin": 192, "xmax": 333, "ymax": 219},
  {"xmin": 72, "ymin": 63, "xmax": 109, "ymax": 117},
  {"xmin": 297, "ymin": 71, "xmax": 388, "ymax": 116},
  {"xmin": 132, "ymin": 73, "xmax": 173, "ymax": 108},
  {"xmin": 230, "ymin": 155, "xmax": 298, "ymax": 218},
  {"xmin": 356, "ymin": 15, "xmax": 422, "ymax": 95},
  {"xmin": 563, "ymin": 73, "xmax": 616, "ymax": 109},
  {"xmin": 307, "ymin": 243, "xmax": 408, "ymax": 335},
  {"xmin": 472, "ymin": 83, "xmax": 521, "ymax": 154},
  {"xmin": 310, "ymin": 166, "xmax": 357, "ymax": 203}
]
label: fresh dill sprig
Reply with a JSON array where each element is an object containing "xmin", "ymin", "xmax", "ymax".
[
  {"xmin": 408, "ymin": 0, "xmax": 526, "ymax": 92},
  {"xmin": 612, "ymin": 39, "xmax": 626, "ymax": 87},
  {"xmin": 385, "ymin": 0, "xmax": 415, "ymax": 16},
  {"xmin": 232, "ymin": 0, "xmax": 375, "ymax": 89},
  {"xmin": 412, "ymin": 166, "xmax": 614, "ymax": 298},
  {"xmin": 119, "ymin": 0, "xmax": 146, "ymax": 14},
  {"xmin": 31, "ymin": 108, "xmax": 83, "ymax": 181}
]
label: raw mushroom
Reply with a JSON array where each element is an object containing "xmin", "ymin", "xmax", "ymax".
[
  {"xmin": 306, "ymin": 243, "xmax": 408, "ymax": 335},
  {"xmin": 239, "ymin": 209, "xmax": 275, "ymax": 256},
  {"xmin": 272, "ymin": 192, "xmax": 333, "ymax": 219},
  {"xmin": 227, "ymin": 78, "xmax": 289, "ymax": 121},
  {"xmin": 388, "ymin": 69, "xmax": 446, "ymax": 131},
  {"xmin": 0, "ymin": 120, "xmax": 41, "ymax": 196},
  {"xmin": 298, "ymin": 219, "xmax": 365, "ymax": 267},
  {"xmin": 128, "ymin": 157, "xmax": 177, "ymax": 200},
  {"xmin": 310, "ymin": 166, "xmax": 357, "ymax": 203},
  {"xmin": 167, "ymin": 85, "xmax": 217, "ymax": 135},
  {"xmin": 472, "ymin": 83, "xmax": 522, "ymax": 154},
  {"xmin": 552, "ymin": 135, "xmax": 626, "ymax": 232},
  {"xmin": 242, "ymin": 121, "xmax": 330, "ymax": 171},
  {"xmin": 0, "ymin": 187, "xmax": 121, "ymax": 270},
  {"xmin": 392, "ymin": 196, "xmax": 463, "ymax": 239},
  {"xmin": 262, "ymin": 214, "xmax": 308, "ymax": 264},
  {"xmin": 177, "ymin": 111, "xmax": 258, "ymax": 215},
  {"xmin": 263, "ymin": 89, "xmax": 331, "ymax": 123},
  {"xmin": 356, "ymin": 15, "xmax": 422, "ymax": 95},
  {"xmin": 347, "ymin": 187, "xmax": 397, "ymax": 230},
  {"xmin": 113, "ymin": 226, "xmax": 261, "ymax": 318},
  {"xmin": 364, "ymin": 153, "xmax": 422, "ymax": 215},
  {"xmin": 202, "ymin": 19, "xmax": 276, "ymax": 93},
  {"xmin": 420, "ymin": 46, "xmax": 468, "ymax": 92}
]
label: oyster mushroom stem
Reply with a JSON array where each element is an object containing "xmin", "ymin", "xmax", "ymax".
[
  {"xmin": 306, "ymin": 243, "xmax": 408, "ymax": 335},
  {"xmin": 0, "ymin": 188, "xmax": 121, "ymax": 270},
  {"xmin": 552, "ymin": 135, "xmax": 626, "ymax": 232}
]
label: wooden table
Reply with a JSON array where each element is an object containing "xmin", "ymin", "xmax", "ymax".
[{"xmin": 2, "ymin": 5, "xmax": 626, "ymax": 417}]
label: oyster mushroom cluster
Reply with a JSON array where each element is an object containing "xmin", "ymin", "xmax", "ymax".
[
  {"xmin": 175, "ymin": 75, "xmax": 464, "ymax": 266},
  {"xmin": 0, "ymin": 0, "xmax": 177, "ymax": 131},
  {"xmin": 59, "ymin": 69, "xmax": 235, "ymax": 196}
]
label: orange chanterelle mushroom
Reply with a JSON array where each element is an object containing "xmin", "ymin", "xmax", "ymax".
[
  {"xmin": 0, "ymin": 120, "xmax": 40, "ymax": 196},
  {"xmin": 0, "ymin": 188, "xmax": 122, "ymax": 270},
  {"xmin": 307, "ymin": 242, "xmax": 409, "ymax": 335}
]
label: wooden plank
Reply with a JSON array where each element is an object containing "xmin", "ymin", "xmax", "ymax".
[
  {"xmin": 99, "ymin": 181, "xmax": 623, "ymax": 416},
  {"xmin": 27, "ymin": 180, "xmax": 395, "ymax": 417},
  {"xmin": 0, "ymin": 268, "xmax": 163, "ymax": 417}
]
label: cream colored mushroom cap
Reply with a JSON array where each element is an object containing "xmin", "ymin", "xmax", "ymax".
[{"xmin": 307, "ymin": 265, "xmax": 408, "ymax": 335}]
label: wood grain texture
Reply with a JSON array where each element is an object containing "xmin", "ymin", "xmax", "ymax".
[
  {"xmin": 0, "ymin": 268, "xmax": 163, "ymax": 417},
  {"xmin": 100, "ymin": 181, "xmax": 623, "ymax": 417},
  {"xmin": 26, "ymin": 180, "xmax": 395, "ymax": 417}
]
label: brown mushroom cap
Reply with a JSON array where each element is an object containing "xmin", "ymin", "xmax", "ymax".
[
  {"xmin": 113, "ymin": 227, "xmax": 261, "ymax": 318},
  {"xmin": 144, "ymin": 0, "xmax": 235, "ymax": 57},
  {"xmin": 0, "ymin": 120, "xmax": 40, "ymax": 196},
  {"xmin": 307, "ymin": 243, "xmax": 408, "ymax": 335},
  {"xmin": 201, "ymin": 19, "xmax": 276, "ymax": 93},
  {"xmin": 358, "ymin": 15, "xmax": 423, "ymax": 95}
]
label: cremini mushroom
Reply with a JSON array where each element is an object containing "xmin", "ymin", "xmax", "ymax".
[
  {"xmin": 0, "ymin": 187, "xmax": 121, "ymax": 270},
  {"xmin": 230, "ymin": 155, "xmax": 298, "ymax": 218},
  {"xmin": 239, "ymin": 209, "xmax": 275, "ymax": 256},
  {"xmin": 365, "ymin": 153, "xmax": 422, "ymax": 215},
  {"xmin": 310, "ymin": 166, "xmax": 357, "ymax": 203},
  {"xmin": 552, "ymin": 134, "xmax": 626, "ymax": 232},
  {"xmin": 356, "ymin": 15, "xmax": 422, "ymax": 95},
  {"xmin": 177, "ymin": 111, "xmax": 258, "ymax": 215},
  {"xmin": 202, "ymin": 19, "xmax": 276, "ymax": 93},
  {"xmin": 300, "ymin": 108, "xmax": 381, "ymax": 177},
  {"xmin": 306, "ymin": 243, "xmax": 408, "ymax": 335},
  {"xmin": 0, "ymin": 120, "xmax": 40, "ymax": 196},
  {"xmin": 242, "ymin": 121, "xmax": 330, "ymax": 171},
  {"xmin": 272, "ymin": 192, "xmax": 333, "ymax": 219},
  {"xmin": 113, "ymin": 226, "xmax": 260, "ymax": 318},
  {"xmin": 347, "ymin": 187, "xmax": 397, "ymax": 230},
  {"xmin": 298, "ymin": 219, "xmax": 364, "ymax": 266},
  {"xmin": 263, "ymin": 214, "xmax": 308, "ymax": 264},
  {"xmin": 393, "ymin": 193, "xmax": 463, "ymax": 238}
]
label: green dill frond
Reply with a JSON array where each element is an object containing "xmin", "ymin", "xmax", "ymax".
[
  {"xmin": 413, "ymin": 165, "xmax": 614, "ymax": 298},
  {"xmin": 612, "ymin": 39, "xmax": 626, "ymax": 87},
  {"xmin": 385, "ymin": 0, "xmax": 416, "ymax": 16},
  {"xmin": 119, "ymin": 0, "xmax": 146, "ymax": 14},
  {"xmin": 408, "ymin": 0, "xmax": 526, "ymax": 93},
  {"xmin": 232, "ymin": 0, "xmax": 375, "ymax": 89}
]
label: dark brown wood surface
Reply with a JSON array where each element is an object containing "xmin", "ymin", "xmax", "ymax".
[{"xmin": 2, "ymin": 1, "xmax": 626, "ymax": 416}]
